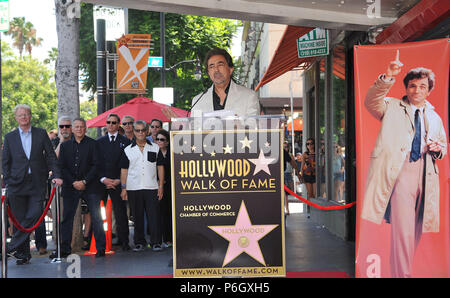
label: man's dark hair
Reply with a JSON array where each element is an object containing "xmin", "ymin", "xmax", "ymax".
[
  {"xmin": 107, "ymin": 113, "xmax": 121, "ymax": 123},
  {"xmin": 203, "ymin": 48, "xmax": 234, "ymax": 70},
  {"xmin": 150, "ymin": 118, "xmax": 163, "ymax": 127},
  {"xmin": 403, "ymin": 67, "xmax": 435, "ymax": 91}
]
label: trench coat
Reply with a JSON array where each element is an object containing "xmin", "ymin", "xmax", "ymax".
[{"xmin": 361, "ymin": 75, "xmax": 447, "ymax": 233}]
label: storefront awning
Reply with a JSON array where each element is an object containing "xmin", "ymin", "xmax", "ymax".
[
  {"xmin": 255, "ymin": 26, "xmax": 346, "ymax": 91},
  {"xmin": 255, "ymin": 0, "xmax": 448, "ymax": 90},
  {"xmin": 255, "ymin": 26, "xmax": 314, "ymax": 91},
  {"xmin": 376, "ymin": 0, "xmax": 449, "ymax": 44}
]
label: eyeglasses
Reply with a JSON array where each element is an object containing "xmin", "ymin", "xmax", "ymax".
[
  {"xmin": 156, "ymin": 138, "xmax": 167, "ymax": 142},
  {"xmin": 122, "ymin": 122, "xmax": 134, "ymax": 126},
  {"xmin": 59, "ymin": 125, "xmax": 72, "ymax": 129},
  {"xmin": 150, "ymin": 125, "xmax": 161, "ymax": 129},
  {"xmin": 306, "ymin": 142, "xmax": 314, "ymax": 145},
  {"xmin": 16, "ymin": 114, "xmax": 31, "ymax": 118},
  {"xmin": 134, "ymin": 129, "xmax": 146, "ymax": 133},
  {"xmin": 208, "ymin": 61, "xmax": 227, "ymax": 70},
  {"xmin": 106, "ymin": 121, "xmax": 118, "ymax": 125}
]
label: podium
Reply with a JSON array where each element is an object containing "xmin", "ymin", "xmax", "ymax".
[{"xmin": 170, "ymin": 114, "xmax": 286, "ymax": 278}]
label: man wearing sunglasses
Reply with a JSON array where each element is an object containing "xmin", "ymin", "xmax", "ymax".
[
  {"xmin": 121, "ymin": 115, "xmax": 135, "ymax": 141},
  {"xmin": 120, "ymin": 120, "xmax": 165, "ymax": 252},
  {"xmin": 97, "ymin": 113, "xmax": 131, "ymax": 251},
  {"xmin": 146, "ymin": 118, "xmax": 162, "ymax": 143},
  {"xmin": 190, "ymin": 48, "xmax": 260, "ymax": 117},
  {"xmin": 55, "ymin": 116, "xmax": 73, "ymax": 158}
]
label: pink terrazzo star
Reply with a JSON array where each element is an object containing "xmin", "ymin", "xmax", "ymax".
[{"xmin": 208, "ymin": 201, "xmax": 278, "ymax": 267}]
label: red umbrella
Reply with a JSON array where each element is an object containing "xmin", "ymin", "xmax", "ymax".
[{"xmin": 86, "ymin": 96, "xmax": 188, "ymax": 128}]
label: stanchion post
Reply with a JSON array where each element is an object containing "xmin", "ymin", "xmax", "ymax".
[
  {"xmin": 1, "ymin": 191, "xmax": 7, "ymax": 278},
  {"xmin": 51, "ymin": 185, "xmax": 62, "ymax": 263}
]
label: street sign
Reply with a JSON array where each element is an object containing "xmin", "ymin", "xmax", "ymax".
[
  {"xmin": 153, "ymin": 87, "xmax": 173, "ymax": 105},
  {"xmin": 297, "ymin": 28, "xmax": 329, "ymax": 58},
  {"xmin": 93, "ymin": 5, "xmax": 125, "ymax": 41},
  {"xmin": 148, "ymin": 56, "xmax": 163, "ymax": 68},
  {"xmin": 0, "ymin": 0, "xmax": 9, "ymax": 32}
]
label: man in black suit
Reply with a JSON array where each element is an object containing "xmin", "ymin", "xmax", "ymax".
[
  {"xmin": 54, "ymin": 117, "xmax": 106, "ymax": 258},
  {"xmin": 2, "ymin": 104, "xmax": 63, "ymax": 265},
  {"xmin": 97, "ymin": 113, "xmax": 131, "ymax": 251}
]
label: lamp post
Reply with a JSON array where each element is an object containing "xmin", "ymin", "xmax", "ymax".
[{"xmin": 164, "ymin": 59, "xmax": 202, "ymax": 80}]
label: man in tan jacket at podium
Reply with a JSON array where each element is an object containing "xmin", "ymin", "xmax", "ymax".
[{"xmin": 190, "ymin": 48, "xmax": 260, "ymax": 117}]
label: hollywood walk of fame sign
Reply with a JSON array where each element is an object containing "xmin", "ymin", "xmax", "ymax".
[{"xmin": 170, "ymin": 127, "xmax": 286, "ymax": 277}]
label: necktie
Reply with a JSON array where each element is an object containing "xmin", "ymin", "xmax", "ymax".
[
  {"xmin": 110, "ymin": 135, "xmax": 115, "ymax": 143},
  {"xmin": 410, "ymin": 109, "xmax": 421, "ymax": 162}
]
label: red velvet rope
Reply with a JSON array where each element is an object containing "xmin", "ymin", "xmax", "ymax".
[
  {"xmin": 2, "ymin": 187, "xmax": 56, "ymax": 233},
  {"xmin": 284, "ymin": 185, "xmax": 356, "ymax": 210}
]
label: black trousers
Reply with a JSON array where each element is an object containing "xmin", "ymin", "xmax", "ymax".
[
  {"xmin": 103, "ymin": 187, "xmax": 129, "ymax": 245},
  {"xmin": 61, "ymin": 191, "xmax": 106, "ymax": 254},
  {"xmin": 127, "ymin": 189, "xmax": 161, "ymax": 246},
  {"xmin": 7, "ymin": 192, "xmax": 45, "ymax": 257},
  {"xmin": 160, "ymin": 184, "xmax": 172, "ymax": 243}
]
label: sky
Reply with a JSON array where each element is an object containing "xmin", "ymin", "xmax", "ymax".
[
  {"xmin": 4, "ymin": 0, "xmax": 242, "ymax": 62},
  {"xmin": 4, "ymin": 0, "xmax": 57, "ymax": 60}
]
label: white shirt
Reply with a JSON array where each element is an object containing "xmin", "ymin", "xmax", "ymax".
[
  {"xmin": 123, "ymin": 141, "xmax": 160, "ymax": 190},
  {"xmin": 108, "ymin": 132, "xmax": 118, "ymax": 142}
]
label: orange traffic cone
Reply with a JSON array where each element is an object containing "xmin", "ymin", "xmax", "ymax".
[
  {"xmin": 105, "ymin": 198, "xmax": 114, "ymax": 255},
  {"xmin": 84, "ymin": 199, "xmax": 115, "ymax": 255}
]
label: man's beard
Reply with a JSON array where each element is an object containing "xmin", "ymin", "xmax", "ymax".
[{"xmin": 213, "ymin": 72, "xmax": 227, "ymax": 85}]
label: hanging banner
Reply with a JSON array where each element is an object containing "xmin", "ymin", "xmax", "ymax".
[
  {"xmin": 354, "ymin": 38, "xmax": 449, "ymax": 278},
  {"xmin": 116, "ymin": 33, "xmax": 151, "ymax": 93},
  {"xmin": 171, "ymin": 128, "xmax": 285, "ymax": 277}
]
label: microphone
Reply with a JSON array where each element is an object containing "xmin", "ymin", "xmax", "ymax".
[{"xmin": 187, "ymin": 88, "xmax": 209, "ymax": 117}]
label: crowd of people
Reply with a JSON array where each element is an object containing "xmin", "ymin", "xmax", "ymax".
[
  {"xmin": 2, "ymin": 105, "xmax": 172, "ymax": 265},
  {"xmin": 283, "ymin": 136, "xmax": 347, "ymax": 211}
]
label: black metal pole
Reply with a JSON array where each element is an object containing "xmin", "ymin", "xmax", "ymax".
[
  {"xmin": 51, "ymin": 186, "xmax": 62, "ymax": 263},
  {"xmin": 160, "ymin": 12, "xmax": 166, "ymax": 87},
  {"xmin": 1, "ymin": 192, "xmax": 6, "ymax": 278},
  {"xmin": 0, "ymin": 34, "xmax": 6, "ymax": 279},
  {"xmin": 96, "ymin": 19, "xmax": 106, "ymax": 137}
]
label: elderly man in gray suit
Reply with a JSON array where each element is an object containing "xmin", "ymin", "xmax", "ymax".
[{"xmin": 2, "ymin": 104, "xmax": 63, "ymax": 265}]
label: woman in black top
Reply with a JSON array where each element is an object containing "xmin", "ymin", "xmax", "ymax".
[{"xmin": 156, "ymin": 129, "xmax": 172, "ymax": 247}]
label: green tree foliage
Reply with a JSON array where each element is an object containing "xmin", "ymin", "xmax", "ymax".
[
  {"xmin": 80, "ymin": 3, "xmax": 240, "ymax": 109},
  {"xmin": 80, "ymin": 99, "xmax": 98, "ymax": 138},
  {"xmin": 1, "ymin": 42, "xmax": 57, "ymax": 138}
]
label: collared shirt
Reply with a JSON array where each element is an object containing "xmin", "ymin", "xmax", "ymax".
[
  {"xmin": 108, "ymin": 132, "xmax": 118, "ymax": 143},
  {"xmin": 121, "ymin": 141, "xmax": 162, "ymax": 191},
  {"xmin": 72, "ymin": 137, "xmax": 89, "ymax": 180},
  {"xmin": 212, "ymin": 80, "xmax": 231, "ymax": 110},
  {"xmin": 18, "ymin": 126, "xmax": 32, "ymax": 173}
]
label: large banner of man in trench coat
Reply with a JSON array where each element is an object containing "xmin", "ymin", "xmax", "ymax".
[{"xmin": 354, "ymin": 38, "xmax": 449, "ymax": 278}]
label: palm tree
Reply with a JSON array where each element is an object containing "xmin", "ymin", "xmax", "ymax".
[
  {"xmin": 24, "ymin": 22, "xmax": 43, "ymax": 57},
  {"xmin": 5, "ymin": 17, "xmax": 43, "ymax": 58}
]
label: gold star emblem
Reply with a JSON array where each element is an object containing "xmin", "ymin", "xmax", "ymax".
[{"xmin": 210, "ymin": 151, "xmax": 216, "ymax": 157}]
